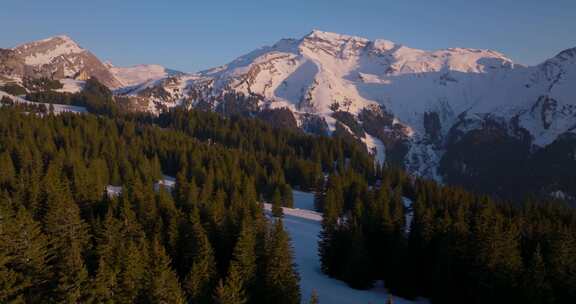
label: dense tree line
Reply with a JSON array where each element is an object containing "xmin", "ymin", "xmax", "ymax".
[
  {"xmin": 25, "ymin": 77, "xmax": 118, "ymax": 115},
  {"xmin": 154, "ymin": 107, "xmax": 377, "ymax": 190},
  {"xmin": 1, "ymin": 96, "xmax": 49, "ymax": 114},
  {"xmin": 318, "ymin": 169, "xmax": 576, "ymax": 304},
  {"xmin": 0, "ymin": 105, "xmax": 370, "ymax": 303},
  {"xmin": 5, "ymin": 76, "xmax": 574, "ymax": 304}
]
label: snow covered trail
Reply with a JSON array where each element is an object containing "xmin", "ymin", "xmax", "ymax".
[{"xmin": 266, "ymin": 190, "xmax": 428, "ymax": 304}]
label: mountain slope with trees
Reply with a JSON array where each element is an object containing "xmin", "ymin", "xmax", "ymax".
[{"xmin": 0, "ymin": 103, "xmax": 377, "ymax": 303}]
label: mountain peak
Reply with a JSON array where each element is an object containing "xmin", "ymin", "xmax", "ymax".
[
  {"xmin": 304, "ymin": 30, "xmax": 369, "ymax": 42},
  {"xmin": 51, "ymin": 35, "xmax": 77, "ymax": 44},
  {"xmin": 19, "ymin": 34, "xmax": 82, "ymax": 50},
  {"xmin": 14, "ymin": 35, "xmax": 85, "ymax": 66},
  {"xmin": 551, "ymin": 46, "xmax": 576, "ymax": 62}
]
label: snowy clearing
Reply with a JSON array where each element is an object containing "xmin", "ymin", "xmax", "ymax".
[
  {"xmin": 154, "ymin": 175, "xmax": 177, "ymax": 192},
  {"xmin": 292, "ymin": 190, "xmax": 316, "ymax": 210},
  {"xmin": 263, "ymin": 203, "xmax": 323, "ymax": 222},
  {"xmin": 266, "ymin": 191, "xmax": 428, "ymax": 304}
]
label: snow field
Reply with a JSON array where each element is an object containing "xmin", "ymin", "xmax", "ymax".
[{"xmin": 268, "ymin": 190, "xmax": 428, "ymax": 304}]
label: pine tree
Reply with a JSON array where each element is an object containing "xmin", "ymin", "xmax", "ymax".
[
  {"xmin": 174, "ymin": 171, "xmax": 188, "ymax": 208},
  {"xmin": 184, "ymin": 220, "xmax": 217, "ymax": 303},
  {"xmin": 272, "ymin": 188, "xmax": 283, "ymax": 218},
  {"xmin": 88, "ymin": 257, "xmax": 117, "ymax": 304},
  {"xmin": 185, "ymin": 178, "xmax": 199, "ymax": 211},
  {"xmin": 41, "ymin": 175, "xmax": 91, "ymax": 302},
  {"xmin": 523, "ymin": 245, "xmax": 554, "ymax": 304},
  {"xmin": 230, "ymin": 221, "xmax": 257, "ymax": 296},
  {"xmin": 213, "ymin": 264, "xmax": 247, "ymax": 304},
  {"xmin": 0, "ymin": 207, "xmax": 50, "ymax": 302},
  {"xmin": 144, "ymin": 241, "xmax": 186, "ymax": 304},
  {"xmin": 281, "ymin": 183, "xmax": 294, "ymax": 208},
  {"xmin": 264, "ymin": 219, "xmax": 300, "ymax": 304},
  {"xmin": 342, "ymin": 225, "xmax": 374, "ymax": 289},
  {"xmin": 55, "ymin": 241, "xmax": 90, "ymax": 303},
  {"xmin": 549, "ymin": 228, "xmax": 576, "ymax": 302},
  {"xmin": 0, "ymin": 250, "xmax": 26, "ymax": 304},
  {"xmin": 116, "ymin": 240, "xmax": 148, "ymax": 303},
  {"xmin": 0, "ymin": 152, "xmax": 15, "ymax": 189},
  {"xmin": 309, "ymin": 289, "xmax": 320, "ymax": 304}
]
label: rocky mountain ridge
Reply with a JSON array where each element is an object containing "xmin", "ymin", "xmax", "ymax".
[{"xmin": 2, "ymin": 32, "xmax": 575, "ymax": 200}]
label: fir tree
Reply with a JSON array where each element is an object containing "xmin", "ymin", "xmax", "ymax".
[
  {"xmin": 264, "ymin": 219, "xmax": 301, "ymax": 304},
  {"xmin": 281, "ymin": 183, "xmax": 294, "ymax": 208},
  {"xmin": 309, "ymin": 289, "xmax": 320, "ymax": 304},
  {"xmin": 272, "ymin": 188, "xmax": 283, "ymax": 218},
  {"xmin": 144, "ymin": 241, "xmax": 186, "ymax": 304},
  {"xmin": 0, "ymin": 207, "xmax": 50, "ymax": 302},
  {"xmin": 230, "ymin": 221, "xmax": 257, "ymax": 288},
  {"xmin": 88, "ymin": 257, "xmax": 117, "ymax": 304},
  {"xmin": 213, "ymin": 264, "xmax": 247, "ymax": 304},
  {"xmin": 523, "ymin": 245, "xmax": 553, "ymax": 304},
  {"xmin": 116, "ymin": 240, "xmax": 148, "ymax": 303},
  {"xmin": 0, "ymin": 250, "xmax": 26, "ymax": 304},
  {"xmin": 0, "ymin": 152, "xmax": 15, "ymax": 189},
  {"xmin": 55, "ymin": 242, "xmax": 90, "ymax": 303},
  {"xmin": 184, "ymin": 220, "xmax": 217, "ymax": 303}
]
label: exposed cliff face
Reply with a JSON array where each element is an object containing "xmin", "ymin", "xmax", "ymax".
[{"xmin": 0, "ymin": 36, "xmax": 123, "ymax": 88}]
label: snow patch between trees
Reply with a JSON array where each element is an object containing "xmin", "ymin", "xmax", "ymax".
[{"xmin": 267, "ymin": 190, "xmax": 428, "ymax": 304}]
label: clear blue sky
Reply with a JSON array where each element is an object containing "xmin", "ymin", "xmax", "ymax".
[{"xmin": 1, "ymin": 0, "xmax": 574, "ymax": 72}]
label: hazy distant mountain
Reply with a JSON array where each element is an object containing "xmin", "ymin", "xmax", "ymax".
[{"xmin": 108, "ymin": 63, "xmax": 182, "ymax": 87}]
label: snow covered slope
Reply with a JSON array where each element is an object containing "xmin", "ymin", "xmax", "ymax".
[
  {"xmin": 109, "ymin": 64, "xmax": 180, "ymax": 87},
  {"xmin": 198, "ymin": 30, "xmax": 516, "ymax": 115},
  {"xmin": 266, "ymin": 190, "xmax": 428, "ymax": 304},
  {"xmin": 0, "ymin": 36, "xmax": 177, "ymax": 90},
  {"xmin": 0, "ymin": 90, "xmax": 87, "ymax": 114},
  {"xmin": 0, "ymin": 35, "xmax": 123, "ymax": 88},
  {"xmin": 121, "ymin": 30, "xmax": 575, "ymax": 192},
  {"xmin": 3, "ymin": 32, "xmax": 574, "ymax": 197}
]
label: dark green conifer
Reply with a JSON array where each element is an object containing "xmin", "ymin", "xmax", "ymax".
[
  {"xmin": 272, "ymin": 188, "xmax": 283, "ymax": 218},
  {"xmin": 184, "ymin": 220, "xmax": 217, "ymax": 303},
  {"xmin": 213, "ymin": 264, "xmax": 247, "ymax": 304},
  {"xmin": 309, "ymin": 289, "xmax": 320, "ymax": 304},
  {"xmin": 144, "ymin": 241, "xmax": 186, "ymax": 304},
  {"xmin": 264, "ymin": 219, "xmax": 300, "ymax": 304}
]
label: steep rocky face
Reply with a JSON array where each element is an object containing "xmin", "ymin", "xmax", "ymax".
[
  {"xmin": 0, "ymin": 36, "xmax": 181, "ymax": 90},
  {"xmin": 0, "ymin": 48, "xmax": 26, "ymax": 77},
  {"xmin": 0, "ymin": 36, "xmax": 123, "ymax": 88}
]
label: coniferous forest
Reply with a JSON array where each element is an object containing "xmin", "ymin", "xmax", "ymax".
[
  {"xmin": 1, "ymin": 82, "xmax": 575, "ymax": 304},
  {"xmin": 0, "ymin": 103, "xmax": 374, "ymax": 303},
  {"xmin": 317, "ymin": 170, "xmax": 576, "ymax": 304}
]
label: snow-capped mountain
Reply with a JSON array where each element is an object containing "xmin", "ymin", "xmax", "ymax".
[
  {"xmin": 0, "ymin": 35, "xmax": 123, "ymax": 88},
  {"xmin": 108, "ymin": 63, "xmax": 181, "ymax": 87},
  {"xmin": 119, "ymin": 30, "xmax": 576, "ymax": 198},
  {"xmin": 2, "ymin": 32, "xmax": 574, "ymax": 199},
  {"xmin": 0, "ymin": 36, "xmax": 177, "ymax": 90}
]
